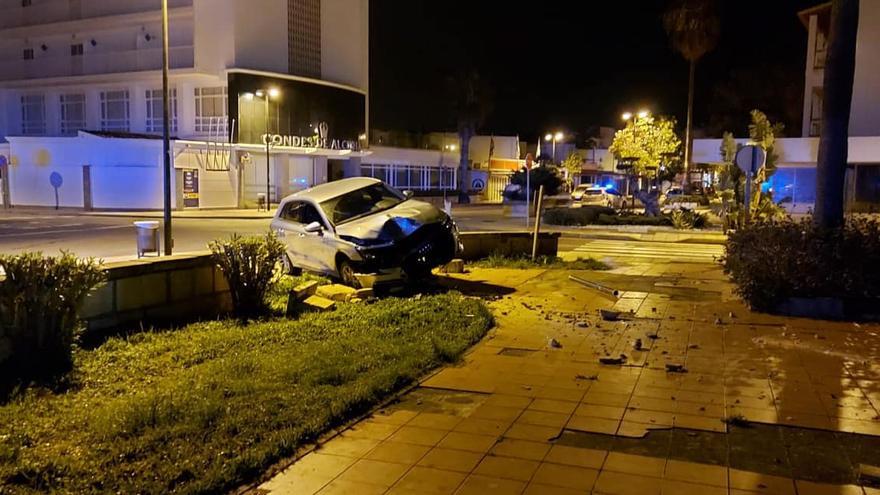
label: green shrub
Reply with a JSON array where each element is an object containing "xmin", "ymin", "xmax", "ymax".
[
  {"xmin": 671, "ymin": 209, "xmax": 708, "ymax": 230},
  {"xmin": 665, "ymin": 194, "xmax": 710, "ymax": 206},
  {"xmin": 209, "ymin": 234, "xmax": 285, "ymax": 318},
  {"xmin": 471, "ymin": 253, "xmax": 609, "ymax": 270},
  {"xmin": 0, "ymin": 252, "xmax": 104, "ymax": 385},
  {"xmin": 723, "ymin": 218, "xmax": 880, "ymax": 310},
  {"xmin": 543, "ymin": 206, "xmax": 615, "ymax": 225}
]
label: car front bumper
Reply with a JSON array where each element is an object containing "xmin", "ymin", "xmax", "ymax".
[{"xmin": 351, "ymin": 218, "xmax": 460, "ymax": 280}]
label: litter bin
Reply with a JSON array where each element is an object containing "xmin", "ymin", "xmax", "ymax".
[
  {"xmin": 134, "ymin": 221, "xmax": 160, "ymax": 258},
  {"xmin": 257, "ymin": 193, "xmax": 267, "ymax": 211}
]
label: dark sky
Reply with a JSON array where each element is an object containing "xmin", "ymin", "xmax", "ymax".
[{"xmin": 369, "ymin": 0, "xmax": 820, "ymax": 142}]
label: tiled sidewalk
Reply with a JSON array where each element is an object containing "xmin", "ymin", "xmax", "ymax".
[{"xmin": 258, "ymin": 263, "xmax": 880, "ymax": 495}]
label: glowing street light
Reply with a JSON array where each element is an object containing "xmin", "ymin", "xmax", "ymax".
[
  {"xmin": 544, "ymin": 131, "xmax": 564, "ymax": 163},
  {"xmin": 621, "ymin": 112, "xmax": 633, "ymax": 121},
  {"xmin": 638, "ymin": 109, "xmax": 650, "ymax": 119}
]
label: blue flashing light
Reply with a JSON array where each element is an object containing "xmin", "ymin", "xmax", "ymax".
[{"xmin": 394, "ymin": 217, "xmax": 420, "ymax": 235}]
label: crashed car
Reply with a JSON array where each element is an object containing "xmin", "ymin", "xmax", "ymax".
[{"xmin": 270, "ymin": 177, "xmax": 461, "ymax": 287}]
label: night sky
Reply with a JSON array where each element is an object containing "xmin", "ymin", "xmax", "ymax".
[{"xmin": 369, "ymin": 0, "xmax": 821, "ymax": 143}]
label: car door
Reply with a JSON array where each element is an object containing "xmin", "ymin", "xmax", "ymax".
[
  {"xmin": 296, "ymin": 202, "xmax": 339, "ymax": 273},
  {"xmin": 274, "ymin": 201, "xmax": 316, "ymax": 270}
]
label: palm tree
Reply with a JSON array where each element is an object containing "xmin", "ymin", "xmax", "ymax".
[
  {"xmin": 447, "ymin": 71, "xmax": 492, "ymax": 203},
  {"xmin": 662, "ymin": 0, "xmax": 720, "ymax": 183},
  {"xmin": 814, "ymin": 0, "xmax": 859, "ymax": 229}
]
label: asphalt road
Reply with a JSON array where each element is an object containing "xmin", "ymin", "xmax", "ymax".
[
  {"xmin": 0, "ymin": 212, "xmax": 271, "ymax": 261},
  {"xmin": 0, "ymin": 207, "xmax": 724, "ymax": 264}
]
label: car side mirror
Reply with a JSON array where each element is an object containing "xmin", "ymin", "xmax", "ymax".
[
  {"xmin": 402, "ymin": 190, "xmax": 414, "ymax": 199},
  {"xmin": 304, "ymin": 221, "xmax": 323, "ymax": 234}
]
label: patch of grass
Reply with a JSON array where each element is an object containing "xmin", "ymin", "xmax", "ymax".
[
  {"xmin": 470, "ymin": 253, "xmax": 609, "ymax": 270},
  {"xmin": 0, "ymin": 294, "xmax": 492, "ymax": 494}
]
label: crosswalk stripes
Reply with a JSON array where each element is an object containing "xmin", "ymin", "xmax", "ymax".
[{"xmin": 570, "ymin": 239, "xmax": 724, "ymax": 263}]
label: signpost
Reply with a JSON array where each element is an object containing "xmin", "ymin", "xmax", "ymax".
[
  {"xmin": 735, "ymin": 145, "xmax": 767, "ymax": 226},
  {"xmin": 49, "ymin": 172, "xmax": 63, "ymax": 210}
]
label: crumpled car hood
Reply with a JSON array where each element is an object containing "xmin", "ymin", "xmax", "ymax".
[{"xmin": 334, "ymin": 199, "xmax": 446, "ymax": 240}]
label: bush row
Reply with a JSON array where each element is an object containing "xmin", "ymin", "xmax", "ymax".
[
  {"xmin": 723, "ymin": 218, "xmax": 880, "ymax": 310},
  {"xmin": 542, "ymin": 206, "xmax": 706, "ymax": 229}
]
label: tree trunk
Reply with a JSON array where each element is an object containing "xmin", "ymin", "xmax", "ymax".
[
  {"xmin": 814, "ymin": 0, "xmax": 859, "ymax": 229},
  {"xmin": 683, "ymin": 59, "xmax": 696, "ymax": 186},
  {"xmin": 457, "ymin": 128, "xmax": 472, "ymax": 203}
]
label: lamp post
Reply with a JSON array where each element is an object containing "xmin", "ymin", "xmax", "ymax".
[
  {"xmin": 440, "ymin": 143, "xmax": 456, "ymax": 202},
  {"xmin": 543, "ymin": 131, "xmax": 564, "ymax": 163},
  {"xmin": 161, "ymin": 0, "xmax": 172, "ymax": 254},
  {"xmin": 248, "ymin": 88, "xmax": 280, "ymax": 210}
]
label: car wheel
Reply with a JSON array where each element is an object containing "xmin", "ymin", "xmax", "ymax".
[
  {"xmin": 337, "ymin": 258, "xmax": 362, "ymax": 289},
  {"xmin": 282, "ymin": 253, "xmax": 302, "ymax": 276}
]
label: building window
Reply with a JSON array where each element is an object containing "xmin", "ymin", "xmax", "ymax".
[
  {"xmin": 809, "ymin": 87, "xmax": 823, "ymax": 137},
  {"xmin": 288, "ymin": 0, "xmax": 321, "ymax": 78},
  {"xmin": 23, "ymin": 48, "xmax": 34, "ymax": 60},
  {"xmin": 100, "ymin": 90, "xmax": 130, "ymax": 131},
  {"xmin": 194, "ymin": 86, "xmax": 228, "ymax": 134},
  {"xmin": 60, "ymin": 93, "xmax": 86, "ymax": 135},
  {"xmin": 146, "ymin": 89, "xmax": 178, "ymax": 133},
  {"xmin": 20, "ymin": 94, "xmax": 46, "ymax": 135},
  {"xmin": 70, "ymin": 43, "xmax": 83, "ymax": 56}
]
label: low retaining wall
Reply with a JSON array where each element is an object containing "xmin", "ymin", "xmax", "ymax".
[
  {"xmin": 79, "ymin": 252, "xmax": 232, "ymax": 336},
  {"xmin": 458, "ymin": 231, "xmax": 560, "ymax": 260}
]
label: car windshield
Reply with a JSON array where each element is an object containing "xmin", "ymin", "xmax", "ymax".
[
  {"xmin": 320, "ymin": 183, "xmax": 405, "ymax": 225},
  {"xmin": 585, "ymin": 189, "xmax": 604, "ymax": 195}
]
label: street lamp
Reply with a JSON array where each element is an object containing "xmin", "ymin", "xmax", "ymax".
[
  {"xmin": 620, "ymin": 110, "xmax": 650, "ymax": 208},
  {"xmin": 544, "ymin": 131, "xmax": 564, "ymax": 163},
  {"xmin": 440, "ymin": 143, "xmax": 457, "ymax": 201},
  {"xmin": 253, "ymin": 87, "xmax": 280, "ymax": 210}
]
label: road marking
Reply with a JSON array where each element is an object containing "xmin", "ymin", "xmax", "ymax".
[
  {"xmin": 0, "ymin": 224, "xmax": 131, "ymax": 238},
  {"xmin": 571, "ymin": 239, "xmax": 724, "ymax": 263}
]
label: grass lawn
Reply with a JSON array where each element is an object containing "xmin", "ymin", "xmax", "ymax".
[
  {"xmin": 469, "ymin": 253, "xmax": 610, "ymax": 271},
  {"xmin": 0, "ymin": 287, "xmax": 492, "ymax": 494}
]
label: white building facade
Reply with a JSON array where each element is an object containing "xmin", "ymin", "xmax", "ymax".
[
  {"xmin": 693, "ymin": 0, "xmax": 880, "ymax": 213},
  {"xmin": 0, "ymin": 0, "xmax": 371, "ymax": 210}
]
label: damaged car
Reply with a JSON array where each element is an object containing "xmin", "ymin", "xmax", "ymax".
[{"xmin": 271, "ymin": 177, "xmax": 461, "ymax": 287}]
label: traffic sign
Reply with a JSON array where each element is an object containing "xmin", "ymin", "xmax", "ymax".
[{"xmin": 735, "ymin": 145, "xmax": 766, "ymax": 175}]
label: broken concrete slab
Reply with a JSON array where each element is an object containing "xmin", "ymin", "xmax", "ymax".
[
  {"xmin": 316, "ymin": 284, "xmax": 357, "ymax": 302},
  {"xmin": 443, "ymin": 259, "xmax": 466, "ymax": 274},
  {"xmin": 292, "ymin": 281, "xmax": 318, "ymax": 301},
  {"xmin": 354, "ymin": 288, "xmax": 374, "ymax": 300},
  {"xmin": 301, "ymin": 295, "xmax": 336, "ymax": 311}
]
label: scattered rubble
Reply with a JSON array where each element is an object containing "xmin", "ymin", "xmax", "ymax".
[
  {"xmin": 548, "ymin": 338, "xmax": 562, "ymax": 349},
  {"xmin": 316, "ymin": 284, "xmax": 357, "ymax": 302},
  {"xmin": 665, "ymin": 363, "xmax": 687, "ymax": 373},
  {"xmin": 442, "ymin": 259, "xmax": 466, "ymax": 274},
  {"xmin": 301, "ymin": 295, "xmax": 336, "ymax": 311},
  {"xmin": 633, "ymin": 339, "xmax": 643, "ymax": 351},
  {"xmin": 599, "ymin": 354, "xmax": 627, "ymax": 365}
]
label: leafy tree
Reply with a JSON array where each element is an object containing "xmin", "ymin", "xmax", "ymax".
[
  {"xmin": 560, "ymin": 152, "xmax": 584, "ymax": 191},
  {"xmin": 609, "ymin": 116, "xmax": 682, "ymax": 176},
  {"xmin": 662, "ymin": 0, "xmax": 721, "ymax": 177},
  {"xmin": 815, "ymin": 0, "xmax": 859, "ymax": 229},
  {"xmin": 506, "ymin": 166, "xmax": 563, "ymax": 200}
]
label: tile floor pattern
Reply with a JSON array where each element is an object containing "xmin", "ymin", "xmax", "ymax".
[{"xmin": 259, "ymin": 262, "xmax": 880, "ymax": 494}]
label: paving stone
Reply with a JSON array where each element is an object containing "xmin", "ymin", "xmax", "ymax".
[
  {"xmin": 315, "ymin": 283, "xmax": 356, "ymax": 302},
  {"xmin": 301, "ymin": 295, "xmax": 336, "ymax": 311},
  {"xmin": 292, "ymin": 280, "xmax": 318, "ymax": 300}
]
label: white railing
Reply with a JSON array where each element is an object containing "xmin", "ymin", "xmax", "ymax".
[
  {"xmin": 0, "ymin": 45, "xmax": 193, "ymax": 81},
  {"xmin": 0, "ymin": 0, "xmax": 192, "ymax": 29}
]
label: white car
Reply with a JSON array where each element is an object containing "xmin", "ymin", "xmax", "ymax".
[
  {"xmin": 271, "ymin": 177, "xmax": 460, "ymax": 287},
  {"xmin": 571, "ymin": 186, "xmax": 615, "ymax": 207}
]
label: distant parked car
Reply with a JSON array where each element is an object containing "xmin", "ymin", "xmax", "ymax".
[
  {"xmin": 570, "ymin": 184, "xmax": 594, "ymax": 202},
  {"xmin": 271, "ymin": 177, "xmax": 460, "ymax": 287},
  {"xmin": 571, "ymin": 185, "xmax": 615, "ymax": 208}
]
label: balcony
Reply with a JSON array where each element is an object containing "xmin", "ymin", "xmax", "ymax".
[
  {"xmin": 0, "ymin": 45, "xmax": 193, "ymax": 81},
  {"xmin": 0, "ymin": 0, "xmax": 192, "ymax": 30}
]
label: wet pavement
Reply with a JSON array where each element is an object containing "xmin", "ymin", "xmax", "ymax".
[{"xmin": 256, "ymin": 260, "xmax": 880, "ymax": 495}]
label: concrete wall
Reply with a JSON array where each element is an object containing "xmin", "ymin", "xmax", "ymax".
[
  {"xmin": 851, "ymin": 0, "xmax": 880, "ymax": 137},
  {"xmin": 458, "ymin": 231, "xmax": 560, "ymax": 261},
  {"xmin": 79, "ymin": 252, "xmax": 232, "ymax": 336},
  {"xmin": 692, "ymin": 136, "xmax": 880, "ymax": 166},
  {"xmin": 233, "ymin": 0, "xmax": 289, "ymax": 74}
]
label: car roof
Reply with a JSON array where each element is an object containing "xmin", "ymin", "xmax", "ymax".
[{"xmin": 280, "ymin": 177, "xmax": 382, "ymax": 204}]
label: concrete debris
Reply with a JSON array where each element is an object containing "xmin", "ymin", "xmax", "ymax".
[
  {"xmin": 443, "ymin": 259, "xmax": 466, "ymax": 274},
  {"xmin": 548, "ymin": 338, "xmax": 562, "ymax": 349},
  {"xmin": 599, "ymin": 354, "xmax": 627, "ymax": 365},
  {"xmin": 575, "ymin": 374, "xmax": 598, "ymax": 381},
  {"xmin": 688, "ymin": 344, "xmax": 700, "ymax": 349},
  {"xmin": 714, "ymin": 318, "xmax": 723, "ymax": 325},
  {"xmin": 302, "ymin": 295, "xmax": 336, "ymax": 311},
  {"xmin": 292, "ymin": 281, "xmax": 319, "ymax": 301},
  {"xmin": 633, "ymin": 338, "xmax": 643, "ymax": 351},
  {"xmin": 647, "ymin": 333, "xmax": 660, "ymax": 340},
  {"xmin": 729, "ymin": 312, "xmax": 737, "ymax": 319},
  {"xmin": 354, "ymin": 288, "xmax": 374, "ymax": 300},
  {"xmin": 600, "ymin": 310, "xmax": 622, "ymax": 321},
  {"xmin": 316, "ymin": 284, "xmax": 357, "ymax": 302},
  {"xmin": 665, "ymin": 363, "xmax": 687, "ymax": 373},
  {"xmin": 576, "ymin": 321, "xmax": 590, "ymax": 328}
]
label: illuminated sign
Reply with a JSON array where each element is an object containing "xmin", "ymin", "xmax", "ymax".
[{"xmin": 260, "ymin": 122, "xmax": 361, "ymax": 151}]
